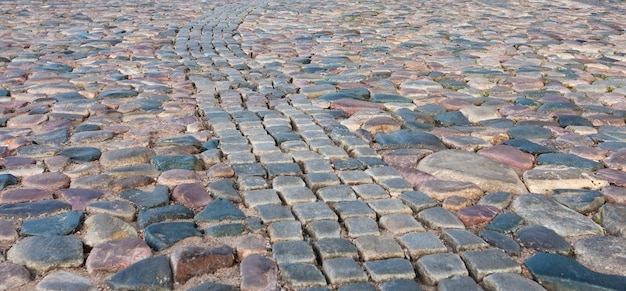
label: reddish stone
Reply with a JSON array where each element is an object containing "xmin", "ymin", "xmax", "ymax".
[
  {"xmin": 398, "ymin": 168, "xmax": 436, "ymax": 187},
  {"xmin": 236, "ymin": 235, "xmax": 268, "ymax": 261},
  {"xmin": 172, "ymin": 183, "xmax": 213, "ymax": 208},
  {"xmin": 569, "ymin": 146, "xmax": 608, "ymax": 161},
  {"xmin": 57, "ymin": 188, "xmax": 106, "ymax": 211},
  {"xmin": 361, "ymin": 116, "xmax": 402, "ymax": 134},
  {"xmin": 40, "ymin": 119, "xmax": 73, "ymax": 131},
  {"xmin": 604, "ymin": 149, "xmax": 626, "ymax": 171},
  {"xmin": 330, "ymin": 99, "xmax": 384, "ymax": 116},
  {"xmin": 439, "ymin": 98, "xmax": 471, "ymax": 111},
  {"xmin": 157, "ymin": 169, "xmax": 201, "ymax": 188},
  {"xmin": 0, "ymin": 147, "xmax": 8, "ymax": 158},
  {"xmin": 22, "ymin": 172, "xmax": 70, "ymax": 190},
  {"xmin": 207, "ymin": 162, "xmax": 234, "ymax": 179},
  {"xmin": 8, "ymin": 137, "xmax": 31, "ymax": 151},
  {"xmin": 596, "ymin": 168, "xmax": 626, "ymax": 187},
  {"xmin": 240, "ymin": 254, "xmax": 277, "ymax": 291},
  {"xmin": 442, "ymin": 196, "xmax": 472, "ymax": 211},
  {"xmin": 0, "ymin": 100, "xmax": 28, "ymax": 112},
  {"xmin": 602, "ymin": 186, "xmax": 626, "ymax": 205},
  {"xmin": 383, "ymin": 149, "xmax": 432, "ymax": 169},
  {"xmin": 0, "ymin": 219, "xmax": 17, "ymax": 241},
  {"xmin": 113, "ymin": 175, "xmax": 155, "ymax": 192},
  {"xmin": 85, "ymin": 238, "xmax": 152, "ymax": 273},
  {"xmin": 1, "ymin": 156, "xmax": 36, "ymax": 168},
  {"xmin": 478, "ymin": 145, "xmax": 534, "ymax": 174},
  {"xmin": 170, "ymin": 245, "xmax": 234, "ymax": 284},
  {"xmin": 456, "ymin": 205, "xmax": 500, "ymax": 226},
  {"xmin": 0, "ymin": 188, "xmax": 52, "ymax": 203}
]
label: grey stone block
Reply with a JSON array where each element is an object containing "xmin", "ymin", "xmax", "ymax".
[
  {"xmin": 378, "ymin": 178, "xmax": 414, "ymax": 196},
  {"xmin": 278, "ymin": 186, "xmax": 317, "ymax": 205},
  {"xmin": 368, "ymin": 198, "xmax": 412, "ymax": 216},
  {"xmin": 306, "ymin": 220, "xmax": 341, "ymax": 240},
  {"xmin": 352, "ymin": 184, "xmax": 389, "ymax": 200},
  {"xmin": 243, "ymin": 189, "xmax": 282, "ymax": 208},
  {"xmin": 232, "ymin": 163, "xmax": 266, "ymax": 177},
  {"xmin": 379, "ymin": 214, "xmax": 425, "ymax": 235},
  {"xmin": 398, "ymin": 232, "xmax": 448, "ymax": 260},
  {"xmin": 273, "ymin": 241, "xmax": 316, "ymax": 265},
  {"xmin": 265, "ymin": 163, "xmax": 302, "ymax": 178},
  {"xmin": 237, "ymin": 176, "xmax": 268, "ymax": 191},
  {"xmin": 272, "ymin": 176, "xmax": 306, "ymax": 191},
  {"xmin": 380, "ymin": 279, "xmax": 422, "ymax": 291},
  {"xmin": 363, "ymin": 258, "xmax": 416, "ymax": 282},
  {"xmin": 280, "ymin": 263, "xmax": 327, "ymax": 287},
  {"xmin": 303, "ymin": 159, "xmax": 334, "ymax": 174},
  {"xmin": 355, "ymin": 235, "xmax": 404, "ymax": 261},
  {"xmin": 268, "ymin": 221, "xmax": 303, "ymax": 242},
  {"xmin": 305, "ymin": 173, "xmax": 340, "ymax": 191},
  {"xmin": 482, "ymin": 273, "xmax": 546, "ymax": 291},
  {"xmin": 345, "ymin": 217, "xmax": 380, "ymax": 237},
  {"xmin": 333, "ymin": 201, "xmax": 376, "ymax": 220},
  {"xmin": 441, "ymin": 229, "xmax": 489, "ymax": 252},
  {"xmin": 437, "ymin": 276, "xmax": 482, "ymax": 291},
  {"xmin": 400, "ymin": 191, "xmax": 438, "ymax": 213},
  {"xmin": 415, "ymin": 253, "xmax": 468, "ymax": 286},
  {"xmin": 460, "ymin": 249, "xmax": 521, "ymax": 281},
  {"xmin": 256, "ymin": 204, "xmax": 294, "ymax": 223},
  {"xmin": 292, "ymin": 202, "xmax": 338, "ymax": 224},
  {"xmin": 417, "ymin": 207, "xmax": 465, "ymax": 230},
  {"xmin": 316, "ymin": 185, "xmax": 357, "ymax": 202},
  {"xmin": 337, "ymin": 170, "xmax": 373, "ymax": 185},
  {"xmin": 314, "ymin": 238, "xmax": 359, "ymax": 260},
  {"xmin": 322, "ymin": 258, "xmax": 368, "ymax": 284},
  {"xmin": 337, "ymin": 282, "xmax": 377, "ymax": 291}
]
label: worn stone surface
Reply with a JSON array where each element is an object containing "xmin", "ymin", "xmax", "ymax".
[
  {"xmin": 574, "ymin": 236, "xmax": 626, "ymax": 277},
  {"xmin": 7, "ymin": 235, "xmax": 83, "ymax": 274},
  {"xmin": 105, "ymin": 256, "xmax": 173, "ymax": 291},
  {"xmin": 170, "ymin": 245, "xmax": 235, "ymax": 283}
]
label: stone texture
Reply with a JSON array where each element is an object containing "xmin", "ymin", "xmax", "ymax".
[
  {"xmin": 240, "ymin": 254, "xmax": 278, "ymax": 291},
  {"xmin": 105, "ymin": 256, "xmax": 173, "ymax": 291},
  {"xmin": 7, "ymin": 235, "xmax": 83, "ymax": 274},
  {"xmin": 86, "ymin": 238, "xmax": 152, "ymax": 274},
  {"xmin": 170, "ymin": 245, "xmax": 235, "ymax": 283},
  {"xmin": 415, "ymin": 253, "xmax": 468, "ymax": 286},
  {"xmin": 574, "ymin": 236, "xmax": 626, "ymax": 277}
]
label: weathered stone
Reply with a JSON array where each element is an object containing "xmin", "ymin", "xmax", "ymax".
[
  {"xmin": 574, "ymin": 236, "xmax": 626, "ymax": 276},
  {"xmin": 105, "ymin": 256, "xmax": 173, "ymax": 291},
  {"xmin": 82, "ymin": 213, "xmax": 138, "ymax": 247},
  {"xmin": 36, "ymin": 271, "xmax": 95, "ymax": 291},
  {"xmin": 86, "ymin": 238, "xmax": 152, "ymax": 273},
  {"xmin": 240, "ymin": 254, "xmax": 278, "ymax": 291},
  {"xmin": 137, "ymin": 205, "xmax": 194, "ymax": 228},
  {"xmin": 523, "ymin": 165, "xmax": 609, "ymax": 194},
  {"xmin": 20, "ymin": 210, "xmax": 83, "ymax": 236},
  {"xmin": 7, "ymin": 235, "xmax": 83, "ymax": 274},
  {"xmin": 170, "ymin": 245, "xmax": 234, "ymax": 283},
  {"xmin": 599, "ymin": 204, "xmax": 626, "ymax": 236},
  {"xmin": 0, "ymin": 263, "xmax": 30, "ymax": 290},
  {"xmin": 0, "ymin": 200, "xmax": 71, "ymax": 219},
  {"xmin": 456, "ymin": 205, "xmax": 499, "ymax": 226},
  {"xmin": 144, "ymin": 221, "xmax": 202, "ymax": 251},
  {"xmin": 172, "ymin": 182, "xmax": 213, "ymax": 207},
  {"xmin": 417, "ymin": 180, "xmax": 484, "ymax": 201}
]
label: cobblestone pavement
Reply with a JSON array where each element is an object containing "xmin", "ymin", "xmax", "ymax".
[{"xmin": 0, "ymin": 0, "xmax": 626, "ymax": 290}]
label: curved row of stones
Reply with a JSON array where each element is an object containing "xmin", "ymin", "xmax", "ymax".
[{"xmin": 0, "ymin": 0, "xmax": 625, "ymax": 290}]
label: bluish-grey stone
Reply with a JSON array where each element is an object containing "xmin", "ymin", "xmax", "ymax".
[
  {"xmin": 370, "ymin": 93, "xmax": 412, "ymax": 103},
  {"xmin": 433, "ymin": 111, "xmax": 471, "ymax": 127},
  {"xmin": 195, "ymin": 199, "xmax": 245, "ymax": 222},
  {"xmin": 524, "ymin": 252, "xmax": 626, "ymax": 291},
  {"xmin": 0, "ymin": 174, "xmax": 18, "ymax": 191},
  {"xmin": 515, "ymin": 225, "xmax": 571, "ymax": 255},
  {"xmin": 205, "ymin": 223, "xmax": 244, "ymax": 237},
  {"xmin": 157, "ymin": 135, "xmax": 202, "ymax": 149},
  {"xmin": 557, "ymin": 115, "xmax": 593, "ymax": 127},
  {"xmin": 187, "ymin": 282, "xmax": 237, "ymax": 291},
  {"xmin": 207, "ymin": 179, "xmax": 241, "ymax": 202},
  {"xmin": 487, "ymin": 213, "xmax": 524, "ymax": 234},
  {"xmin": 0, "ymin": 200, "xmax": 71, "ymax": 219},
  {"xmin": 437, "ymin": 276, "xmax": 482, "ymax": 291},
  {"xmin": 502, "ymin": 139, "xmax": 555, "ymax": 155},
  {"xmin": 537, "ymin": 153, "xmax": 603, "ymax": 171},
  {"xmin": 144, "ymin": 222, "xmax": 202, "ymax": 251},
  {"xmin": 137, "ymin": 205, "xmax": 194, "ymax": 228},
  {"xmin": 20, "ymin": 211, "xmax": 83, "ymax": 236},
  {"xmin": 375, "ymin": 130, "xmax": 447, "ymax": 151},
  {"xmin": 151, "ymin": 155, "xmax": 202, "ymax": 171},
  {"xmin": 479, "ymin": 230, "xmax": 521, "ymax": 256},
  {"xmin": 96, "ymin": 89, "xmax": 139, "ymax": 99},
  {"xmin": 120, "ymin": 185, "xmax": 169, "ymax": 209},
  {"xmin": 507, "ymin": 126, "xmax": 552, "ymax": 140},
  {"xmin": 36, "ymin": 271, "xmax": 95, "ymax": 291},
  {"xmin": 31, "ymin": 128, "xmax": 69, "ymax": 146},
  {"xmin": 7, "ymin": 235, "xmax": 83, "ymax": 273},
  {"xmin": 537, "ymin": 101, "xmax": 581, "ymax": 114},
  {"xmin": 550, "ymin": 189, "xmax": 605, "ymax": 214},
  {"xmin": 59, "ymin": 147, "xmax": 101, "ymax": 162},
  {"xmin": 105, "ymin": 256, "xmax": 172, "ymax": 291}
]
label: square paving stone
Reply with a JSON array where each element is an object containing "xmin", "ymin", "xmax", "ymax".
[
  {"xmin": 332, "ymin": 158, "xmax": 366, "ymax": 171},
  {"xmin": 228, "ymin": 152, "xmax": 256, "ymax": 164},
  {"xmin": 232, "ymin": 163, "xmax": 266, "ymax": 177},
  {"xmin": 305, "ymin": 173, "xmax": 340, "ymax": 191},
  {"xmin": 415, "ymin": 253, "xmax": 469, "ymax": 286},
  {"xmin": 336, "ymin": 282, "xmax": 377, "ymax": 291},
  {"xmin": 259, "ymin": 152, "xmax": 293, "ymax": 165},
  {"xmin": 269, "ymin": 221, "xmax": 303, "ymax": 242},
  {"xmin": 278, "ymin": 186, "xmax": 317, "ymax": 205},
  {"xmin": 280, "ymin": 140, "xmax": 309, "ymax": 152},
  {"xmin": 379, "ymin": 279, "xmax": 421, "ymax": 291},
  {"xmin": 303, "ymin": 159, "xmax": 334, "ymax": 174},
  {"xmin": 290, "ymin": 150, "xmax": 323, "ymax": 164},
  {"xmin": 306, "ymin": 220, "xmax": 341, "ymax": 239},
  {"xmin": 333, "ymin": 201, "xmax": 376, "ymax": 220},
  {"xmin": 345, "ymin": 217, "xmax": 380, "ymax": 237},
  {"xmin": 398, "ymin": 232, "xmax": 448, "ymax": 260},
  {"xmin": 460, "ymin": 248, "xmax": 521, "ymax": 281},
  {"xmin": 317, "ymin": 146, "xmax": 349, "ymax": 160},
  {"xmin": 316, "ymin": 185, "xmax": 357, "ymax": 202},
  {"xmin": 272, "ymin": 176, "xmax": 306, "ymax": 191},
  {"xmin": 350, "ymin": 147, "xmax": 380, "ymax": 158},
  {"xmin": 265, "ymin": 163, "xmax": 302, "ymax": 178},
  {"xmin": 379, "ymin": 214, "xmax": 425, "ymax": 235},
  {"xmin": 322, "ymin": 258, "xmax": 368, "ymax": 285},
  {"xmin": 255, "ymin": 204, "xmax": 294, "ymax": 223},
  {"xmin": 378, "ymin": 178, "xmax": 414, "ymax": 197},
  {"xmin": 273, "ymin": 241, "xmax": 317, "ymax": 265},
  {"xmin": 292, "ymin": 202, "xmax": 338, "ymax": 225},
  {"xmin": 417, "ymin": 207, "xmax": 465, "ymax": 230},
  {"xmin": 441, "ymin": 229, "xmax": 489, "ymax": 252},
  {"xmin": 314, "ymin": 238, "xmax": 359, "ymax": 260},
  {"xmin": 243, "ymin": 189, "xmax": 282, "ymax": 208},
  {"xmin": 352, "ymin": 184, "xmax": 389, "ymax": 200},
  {"xmin": 252, "ymin": 144, "xmax": 281, "ymax": 156},
  {"xmin": 363, "ymin": 258, "xmax": 416, "ymax": 282},
  {"xmin": 399, "ymin": 191, "xmax": 438, "ymax": 213},
  {"xmin": 237, "ymin": 176, "xmax": 268, "ymax": 191},
  {"xmin": 280, "ymin": 263, "xmax": 327, "ymax": 287},
  {"xmin": 437, "ymin": 276, "xmax": 482, "ymax": 291},
  {"xmin": 337, "ymin": 171, "xmax": 373, "ymax": 185},
  {"xmin": 368, "ymin": 198, "xmax": 412, "ymax": 216},
  {"xmin": 365, "ymin": 166, "xmax": 402, "ymax": 182},
  {"xmin": 355, "ymin": 235, "xmax": 404, "ymax": 261}
]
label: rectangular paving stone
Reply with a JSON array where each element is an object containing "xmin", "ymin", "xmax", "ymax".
[
  {"xmin": 417, "ymin": 207, "xmax": 465, "ymax": 230},
  {"xmin": 273, "ymin": 241, "xmax": 317, "ymax": 265},
  {"xmin": 380, "ymin": 279, "xmax": 423, "ymax": 291},
  {"xmin": 232, "ymin": 163, "xmax": 266, "ymax": 177},
  {"xmin": 378, "ymin": 178, "xmax": 414, "ymax": 197},
  {"xmin": 303, "ymin": 159, "xmax": 334, "ymax": 174},
  {"xmin": 441, "ymin": 229, "xmax": 490, "ymax": 252},
  {"xmin": 292, "ymin": 202, "xmax": 338, "ymax": 225},
  {"xmin": 314, "ymin": 238, "xmax": 359, "ymax": 260},
  {"xmin": 269, "ymin": 221, "xmax": 303, "ymax": 242},
  {"xmin": 355, "ymin": 235, "xmax": 404, "ymax": 261},
  {"xmin": 252, "ymin": 143, "xmax": 281, "ymax": 156},
  {"xmin": 333, "ymin": 201, "xmax": 376, "ymax": 220},
  {"xmin": 255, "ymin": 204, "xmax": 294, "ymax": 223},
  {"xmin": 363, "ymin": 258, "xmax": 416, "ymax": 282},
  {"xmin": 227, "ymin": 152, "xmax": 257, "ymax": 164},
  {"xmin": 278, "ymin": 187, "xmax": 317, "ymax": 205},
  {"xmin": 272, "ymin": 176, "xmax": 306, "ymax": 191},
  {"xmin": 305, "ymin": 173, "xmax": 340, "ymax": 191},
  {"xmin": 280, "ymin": 140, "xmax": 309, "ymax": 152},
  {"xmin": 337, "ymin": 170, "xmax": 373, "ymax": 185},
  {"xmin": 243, "ymin": 189, "xmax": 282, "ymax": 208},
  {"xmin": 438, "ymin": 276, "xmax": 483, "ymax": 291},
  {"xmin": 332, "ymin": 159, "xmax": 366, "ymax": 171},
  {"xmin": 349, "ymin": 147, "xmax": 380, "ymax": 159},
  {"xmin": 221, "ymin": 144, "xmax": 251, "ymax": 155},
  {"xmin": 379, "ymin": 214, "xmax": 425, "ymax": 235},
  {"xmin": 345, "ymin": 217, "xmax": 380, "ymax": 237},
  {"xmin": 415, "ymin": 253, "xmax": 469, "ymax": 286},
  {"xmin": 316, "ymin": 185, "xmax": 357, "ymax": 202},
  {"xmin": 368, "ymin": 198, "xmax": 412, "ymax": 216},
  {"xmin": 352, "ymin": 184, "xmax": 390, "ymax": 200},
  {"xmin": 237, "ymin": 176, "xmax": 268, "ymax": 191},
  {"xmin": 265, "ymin": 163, "xmax": 302, "ymax": 178},
  {"xmin": 365, "ymin": 166, "xmax": 403, "ymax": 182},
  {"xmin": 317, "ymin": 146, "xmax": 349, "ymax": 160},
  {"xmin": 398, "ymin": 232, "xmax": 448, "ymax": 260},
  {"xmin": 306, "ymin": 220, "xmax": 341, "ymax": 240},
  {"xmin": 322, "ymin": 258, "xmax": 368, "ymax": 285},
  {"xmin": 460, "ymin": 249, "xmax": 521, "ymax": 281},
  {"xmin": 259, "ymin": 152, "xmax": 293, "ymax": 165},
  {"xmin": 399, "ymin": 191, "xmax": 438, "ymax": 213},
  {"xmin": 290, "ymin": 150, "xmax": 323, "ymax": 164},
  {"xmin": 280, "ymin": 263, "xmax": 328, "ymax": 287}
]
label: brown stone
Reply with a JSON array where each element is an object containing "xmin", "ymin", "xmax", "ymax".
[
  {"xmin": 172, "ymin": 183, "xmax": 213, "ymax": 208},
  {"xmin": 417, "ymin": 180, "xmax": 484, "ymax": 201},
  {"xmin": 456, "ymin": 205, "xmax": 500, "ymax": 226},
  {"xmin": 383, "ymin": 149, "xmax": 432, "ymax": 169},
  {"xmin": 240, "ymin": 254, "xmax": 278, "ymax": 291},
  {"xmin": 478, "ymin": 145, "xmax": 534, "ymax": 174},
  {"xmin": 361, "ymin": 116, "xmax": 402, "ymax": 134},
  {"xmin": 595, "ymin": 168, "xmax": 626, "ymax": 187},
  {"xmin": 604, "ymin": 149, "xmax": 626, "ymax": 171},
  {"xmin": 236, "ymin": 235, "xmax": 268, "ymax": 261},
  {"xmin": 602, "ymin": 186, "xmax": 626, "ymax": 205},
  {"xmin": 22, "ymin": 172, "xmax": 71, "ymax": 190},
  {"xmin": 330, "ymin": 98, "xmax": 384, "ymax": 116},
  {"xmin": 207, "ymin": 162, "xmax": 234, "ymax": 178},
  {"xmin": 171, "ymin": 245, "xmax": 235, "ymax": 284},
  {"xmin": 86, "ymin": 238, "xmax": 152, "ymax": 273},
  {"xmin": 157, "ymin": 169, "xmax": 201, "ymax": 188},
  {"xmin": 0, "ymin": 188, "xmax": 52, "ymax": 204},
  {"xmin": 113, "ymin": 175, "xmax": 155, "ymax": 191},
  {"xmin": 442, "ymin": 196, "xmax": 472, "ymax": 211},
  {"xmin": 1, "ymin": 156, "xmax": 36, "ymax": 168},
  {"xmin": 398, "ymin": 168, "xmax": 437, "ymax": 187}
]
